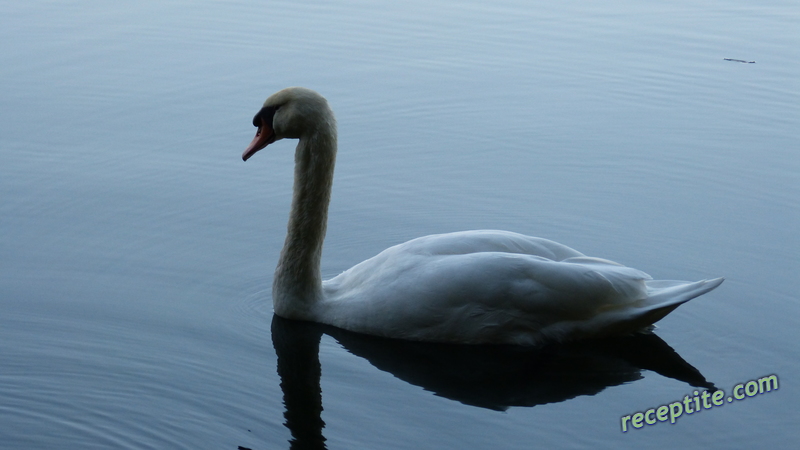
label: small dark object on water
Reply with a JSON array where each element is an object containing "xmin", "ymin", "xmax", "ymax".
[{"xmin": 724, "ymin": 58, "xmax": 755, "ymax": 64}]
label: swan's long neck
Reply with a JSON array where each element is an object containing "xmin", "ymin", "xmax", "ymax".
[{"xmin": 273, "ymin": 122, "xmax": 337, "ymax": 319}]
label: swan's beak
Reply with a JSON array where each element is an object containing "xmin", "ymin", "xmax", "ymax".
[{"xmin": 242, "ymin": 119, "xmax": 277, "ymax": 161}]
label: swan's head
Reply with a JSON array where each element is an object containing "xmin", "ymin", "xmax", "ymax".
[{"xmin": 242, "ymin": 87, "xmax": 334, "ymax": 161}]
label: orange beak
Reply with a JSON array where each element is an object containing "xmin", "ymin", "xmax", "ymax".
[{"xmin": 242, "ymin": 117, "xmax": 277, "ymax": 161}]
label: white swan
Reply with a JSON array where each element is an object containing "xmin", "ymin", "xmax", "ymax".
[{"xmin": 243, "ymin": 87, "xmax": 723, "ymax": 346}]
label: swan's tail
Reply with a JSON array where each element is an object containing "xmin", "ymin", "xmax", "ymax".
[
  {"xmin": 608, "ymin": 277, "xmax": 725, "ymax": 335},
  {"xmin": 641, "ymin": 277, "xmax": 724, "ymax": 320},
  {"xmin": 550, "ymin": 277, "xmax": 724, "ymax": 342}
]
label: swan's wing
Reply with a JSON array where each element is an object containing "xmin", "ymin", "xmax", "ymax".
[{"xmin": 323, "ymin": 252, "xmax": 647, "ymax": 344}]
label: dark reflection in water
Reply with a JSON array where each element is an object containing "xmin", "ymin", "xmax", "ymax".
[
  {"xmin": 271, "ymin": 315, "xmax": 713, "ymax": 448},
  {"xmin": 272, "ymin": 317, "xmax": 328, "ymax": 450}
]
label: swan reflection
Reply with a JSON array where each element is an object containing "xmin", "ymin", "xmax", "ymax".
[{"xmin": 271, "ymin": 315, "xmax": 713, "ymax": 448}]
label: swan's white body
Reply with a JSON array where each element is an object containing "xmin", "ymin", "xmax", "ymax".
[{"xmin": 243, "ymin": 87, "xmax": 723, "ymax": 346}]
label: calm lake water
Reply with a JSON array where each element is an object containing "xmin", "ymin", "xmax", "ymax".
[{"xmin": 2, "ymin": 0, "xmax": 798, "ymax": 448}]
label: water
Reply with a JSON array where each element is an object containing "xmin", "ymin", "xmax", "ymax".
[{"xmin": 1, "ymin": 0, "xmax": 798, "ymax": 448}]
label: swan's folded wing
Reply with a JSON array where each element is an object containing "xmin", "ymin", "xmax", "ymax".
[{"xmin": 323, "ymin": 251, "xmax": 657, "ymax": 344}]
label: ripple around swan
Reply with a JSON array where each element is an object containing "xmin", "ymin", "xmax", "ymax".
[
  {"xmin": 234, "ymin": 281, "xmax": 276, "ymax": 336},
  {"xmin": 238, "ymin": 285, "xmax": 274, "ymax": 316}
]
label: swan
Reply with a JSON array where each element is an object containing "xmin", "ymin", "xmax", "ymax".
[{"xmin": 242, "ymin": 86, "xmax": 723, "ymax": 346}]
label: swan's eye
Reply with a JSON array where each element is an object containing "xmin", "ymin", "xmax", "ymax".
[{"xmin": 253, "ymin": 105, "xmax": 281, "ymax": 127}]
